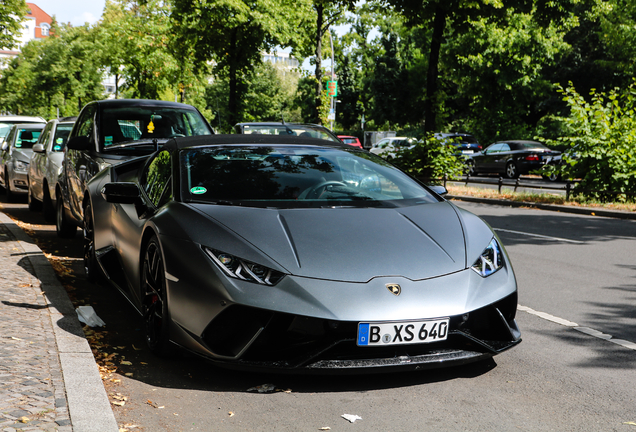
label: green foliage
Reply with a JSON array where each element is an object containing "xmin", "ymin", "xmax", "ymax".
[
  {"xmin": 543, "ymin": 83, "xmax": 636, "ymax": 201},
  {"xmin": 205, "ymin": 61, "xmax": 301, "ymax": 132},
  {"xmin": 97, "ymin": 0, "xmax": 179, "ymax": 100},
  {"xmin": 391, "ymin": 135, "xmax": 466, "ymax": 181},
  {"xmin": 0, "ymin": 24, "xmax": 104, "ymax": 117},
  {"xmin": 0, "ymin": 0, "xmax": 28, "ymax": 50}
]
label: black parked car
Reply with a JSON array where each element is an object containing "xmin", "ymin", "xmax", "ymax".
[
  {"xmin": 466, "ymin": 140, "xmax": 560, "ymax": 179},
  {"xmin": 434, "ymin": 132, "xmax": 482, "ymax": 156},
  {"xmin": 56, "ymin": 99, "xmax": 213, "ymax": 240}
]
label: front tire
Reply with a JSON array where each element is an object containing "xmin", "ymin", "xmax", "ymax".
[
  {"xmin": 142, "ymin": 236, "xmax": 176, "ymax": 356},
  {"xmin": 56, "ymin": 195, "xmax": 77, "ymax": 238},
  {"xmin": 83, "ymin": 203, "xmax": 100, "ymax": 281},
  {"xmin": 42, "ymin": 186, "xmax": 55, "ymax": 222},
  {"xmin": 5, "ymin": 169, "xmax": 15, "ymax": 203},
  {"xmin": 28, "ymin": 179, "xmax": 42, "ymax": 211}
]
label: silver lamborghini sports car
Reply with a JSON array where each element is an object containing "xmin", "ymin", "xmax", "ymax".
[{"xmin": 85, "ymin": 134, "xmax": 521, "ymax": 373}]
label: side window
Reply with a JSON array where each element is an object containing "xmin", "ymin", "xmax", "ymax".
[
  {"xmin": 486, "ymin": 144, "xmax": 502, "ymax": 154},
  {"xmin": 500, "ymin": 144, "xmax": 511, "ymax": 152},
  {"xmin": 38, "ymin": 123, "xmax": 53, "ymax": 149},
  {"xmin": 75, "ymin": 105, "xmax": 96, "ymax": 142},
  {"xmin": 142, "ymin": 150, "xmax": 172, "ymax": 207}
]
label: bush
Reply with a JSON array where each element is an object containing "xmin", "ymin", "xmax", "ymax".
[
  {"xmin": 391, "ymin": 134, "xmax": 466, "ymax": 182},
  {"xmin": 543, "ymin": 83, "xmax": 636, "ymax": 201}
]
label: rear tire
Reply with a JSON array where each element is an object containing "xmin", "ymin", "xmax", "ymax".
[
  {"xmin": 56, "ymin": 196, "xmax": 76, "ymax": 238},
  {"xmin": 505, "ymin": 162, "xmax": 519, "ymax": 179}
]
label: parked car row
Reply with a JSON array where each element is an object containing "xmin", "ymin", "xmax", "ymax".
[{"xmin": 0, "ymin": 104, "xmax": 521, "ymax": 373}]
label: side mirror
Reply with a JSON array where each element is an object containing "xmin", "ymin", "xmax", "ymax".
[
  {"xmin": 33, "ymin": 143, "xmax": 45, "ymax": 153},
  {"xmin": 1, "ymin": 142, "xmax": 7, "ymax": 152},
  {"xmin": 101, "ymin": 182, "xmax": 141, "ymax": 204},
  {"xmin": 67, "ymin": 136, "xmax": 91, "ymax": 151},
  {"xmin": 429, "ymin": 185, "xmax": 448, "ymax": 196}
]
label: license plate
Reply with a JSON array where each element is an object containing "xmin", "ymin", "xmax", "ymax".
[
  {"xmin": 357, "ymin": 318, "xmax": 449, "ymax": 346},
  {"xmin": 462, "ymin": 150, "xmax": 474, "ymax": 154}
]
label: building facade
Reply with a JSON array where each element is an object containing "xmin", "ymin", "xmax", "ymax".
[{"xmin": 0, "ymin": 3, "xmax": 52, "ymax": 63}]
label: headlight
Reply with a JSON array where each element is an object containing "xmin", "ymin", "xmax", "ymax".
[
  {"xmin": 204, "ymin": 247, "xmax": 285, "ymax": 285},
  {"xmin": 471, "ymin": 238, "xmax": 504, "ymax": 277},
  {"xmin": 13, "ymin": 160, "xmax": 28, "ymax": 172}
]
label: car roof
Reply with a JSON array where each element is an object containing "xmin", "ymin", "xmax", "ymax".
[
  {"xmin": 89, "ymin": 99, "xmax": 200, "ymax": 110},
  {"xmin": 237, "ymin": 122, "xmax": 326, "ymax": 127},
  {"xmin": 11, "ymin": 123, "xmax": 46, "ymax": 129},
  {"xmin": 164, "ymin": 134, "xmax": 352, "ymax": 151},
  {"xmin": 496, "ymin": 140, "xmax": 544, "ymax": 145},
  {"xmin": 0, "ymin": 115, "xmax": 46, "ymax": 122}
]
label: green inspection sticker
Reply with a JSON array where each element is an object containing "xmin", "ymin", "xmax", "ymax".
[{"xmin": 190, "ymin": 186, "xmax": 207, "ymax": 195}]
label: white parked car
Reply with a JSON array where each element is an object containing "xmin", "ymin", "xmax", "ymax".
[
  {"xmin": 370, "ymin": 137, "xmax": 417, "ymax": 158},
  {"xmin": 28, "ymin": 117, "xmax": 76, "ymax": 220},
  {"xmin": 0, "ymin": 115, "xmax": 46, "ymax": 145}
]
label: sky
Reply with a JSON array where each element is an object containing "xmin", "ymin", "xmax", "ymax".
[{"xmin": 32, "ymin": 0, "xmax": 106, "ymax": 26}]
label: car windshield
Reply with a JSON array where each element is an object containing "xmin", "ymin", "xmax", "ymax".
[
  {"xmin": 15, "ymin": 128, "xmax": 42, "ymax": 149},
  {"xmin": 181, "ymin": 146, "xmax": 439, "ymax": 208},
  {"xmin": 52, "ymin": 124, "xmax": 73, "ymax": 151},
  {"xmin": 100, "ymin": 106, "xmax": 211, "ymax": 150},
  {"xmin": 241, "ymin": 125, "xmax": 340, "ymax": 143}
]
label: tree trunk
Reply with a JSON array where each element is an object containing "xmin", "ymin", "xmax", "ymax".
[
  {"xmin": 228, "ymin": 29, "xmax": 239, "ymax": 127},
  {"xmin": 314, "ymin": 3, "xmax": 324, "ymax": 124},
  {"xmin": 424, "ymin": 5, "xmax": 447, "ymax": 134}
]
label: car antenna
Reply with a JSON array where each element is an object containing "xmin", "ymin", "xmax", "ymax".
[{"xmin": 281, "ymin": 113, "xmax": 286, "ymax": 125}]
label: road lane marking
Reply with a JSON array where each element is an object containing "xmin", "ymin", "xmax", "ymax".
[
  {"xmin": 518, "ymin": 305, "xmax": 636, "ymax": 351},
  {"xmin": 495, "ymin": 228, "xmax": 585, "ymax": 244}
]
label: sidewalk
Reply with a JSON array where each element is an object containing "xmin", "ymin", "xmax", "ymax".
[{"xmin": 0, "ymin": 212, "xmax": 118, "ymax": 432}]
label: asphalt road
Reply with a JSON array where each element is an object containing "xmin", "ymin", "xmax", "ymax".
[{"xmin": 2, "ymin": 194, "xmax": 636, "ymax": 432}]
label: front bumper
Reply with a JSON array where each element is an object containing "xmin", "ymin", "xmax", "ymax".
[
  {"xmin": 10, "ymin": 171, "xmax": 29, "ymax": 194},
  {"xmin": 181, "ymin": 292, "xmax": 520, "ymax": 374}
]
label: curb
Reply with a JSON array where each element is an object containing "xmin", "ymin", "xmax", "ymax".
[
  {"xmin": 447, "ymin": 195, "xmax": 636, "ymax": 220},
  {"xmin": 0, "ymin": 212, "xmax": 119, "ymax": 432}
]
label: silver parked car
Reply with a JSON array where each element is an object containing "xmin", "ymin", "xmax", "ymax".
[
  {"xmin": 0, "ymin": 123, "xmax": 46, "ymax": 202},
  {"xmin": 28, "ymin": 117, "xmax": 76, "ymax": 220}
]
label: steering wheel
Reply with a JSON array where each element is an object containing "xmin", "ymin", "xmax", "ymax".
[{"xmin": 304, "ymin": 180, "xmax": 347, "ymax": 199}]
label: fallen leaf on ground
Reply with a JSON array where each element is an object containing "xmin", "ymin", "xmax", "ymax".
[
  {"xmin": 229, "ymin": 412, "xmax": 235, "ymax": 417},
  {"xmin": 120, "ymin": 361, "xmax": 132, "ymax": 366},
  {"xmin": 125, "ymin": 373, "xmax": 133, "ymax": 377},
  {"xmin": 147, "ymin": 400, "xmax": 159, "ymax": 408},
  {"xmin": 624, "ymin": 422, "xmax": 636, "ymax": 426},
  {"xmin": 318, "ymin": 427, "xmax": 331, "ymax": 430},
  {"xmin": 112, "ymin": 401, "xmax": 125, "ymax": 407},
  {"xmin": 19, "ymin": 417, "xmax": 29, "ymax": 423}
]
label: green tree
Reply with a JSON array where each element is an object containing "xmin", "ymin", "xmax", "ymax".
[
  {"xmin": 0, "ymin": 23, "xmax": 103, "ymax": 117},
  {"xmin": 172, "ymin": 0, "xmax": 309, "ymax": 127},
  {"xmin": 294, "ymin": 0, "xmax": 356, "ymax": 124},
  {"xmin": 98, "ymin": 0, "xmax": 179, "ymax": 99},
  {"xmin": 0, "ymin": 0, "xmax": 27, "ymax": 51}
]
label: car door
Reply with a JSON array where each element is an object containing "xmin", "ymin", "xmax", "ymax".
[
  {"xmin": 491, "ymin": 143, "xmax": 511, "ymax": 173},
  {"xmin": 67, "ymin": 104, "xmax": 97, "ymax": 221},
  {"xmin": 477, "ymin": 144, "xmax": 503, "ymax": 171},
  {"xmin": 31, "ymin": 122, "xmax": 53, "ymax": 200},
  {"xmin": 1, "ymin": 127, "xmax": 17, "ymax": 186}
]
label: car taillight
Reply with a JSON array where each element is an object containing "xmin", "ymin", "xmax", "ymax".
[{"xmin": 525, "ymin": 154, "xmax": 540, "ymax": 161}]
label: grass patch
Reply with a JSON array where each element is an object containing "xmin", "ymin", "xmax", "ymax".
[{"xmin": 446, "ymin": 185, "xmax": 636, "ymax": 212}]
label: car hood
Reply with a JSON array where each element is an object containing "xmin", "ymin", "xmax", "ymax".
[
  {"xmin": 184, "ymin": 201, "xmax": 479, "ymax": 283},
  {"xmin": 12, "ymin": 148, "xmax": 33, "ymax": 163}
]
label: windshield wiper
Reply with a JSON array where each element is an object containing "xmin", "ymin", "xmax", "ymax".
[{"xmin": 103, "ymin": 139, "xmax": 167, "ymax": 151}]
